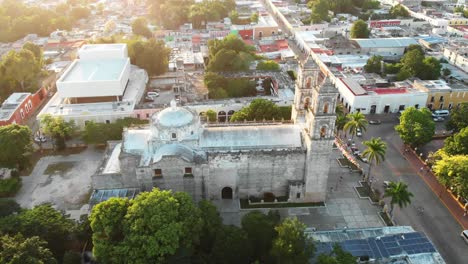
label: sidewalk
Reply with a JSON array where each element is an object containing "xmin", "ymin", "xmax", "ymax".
[{"xmin": 405, "ymin": 148, "xmax": 468, "ymax": 229}]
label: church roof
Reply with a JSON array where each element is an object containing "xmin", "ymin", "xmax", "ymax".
[
  {"xmin": 153, "ymin": 144, "xmax": 207, "ymax": 163},
  {"xmin": 200, "ymin": 125, "xmax": 303, "ymax": 150},
  {"xmin": 123, "ymin": 129, "xmax": 151, "ymax": 155},
  {"xmin": 155, "ymin": 107, "xmax": 194, "ymax": 128}
]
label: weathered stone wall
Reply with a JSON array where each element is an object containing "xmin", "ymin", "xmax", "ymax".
[{"xmin": 205, "ymin": 149, "xmax": 306, "ymax": 200}]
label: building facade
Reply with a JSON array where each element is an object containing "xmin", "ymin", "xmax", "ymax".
[{"xmin": 93, "ymin": 57, "xmax": 337, "ymax": 203}]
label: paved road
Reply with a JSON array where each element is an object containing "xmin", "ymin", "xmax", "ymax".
[{"xmin": 352, "ymin": 114, "xmax": 468, "ymax": 264}]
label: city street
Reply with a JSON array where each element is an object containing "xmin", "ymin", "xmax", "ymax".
[{"xmin": 352, "ymin": 114, "xmax": 468, "ymax": 264}]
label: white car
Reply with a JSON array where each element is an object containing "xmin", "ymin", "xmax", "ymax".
[
  {"xmin": 461, "ymin": 230, "xmax": 468, "ymax": 244},
  {"xmin": 356, "ymin": 128, "xmax": 362, "ymax": 137},
  {"xmin": 34, "ymin": 136, "xmax": 47, "ymax": 143},
  {"xmin": 383, "ymin": 181, "xmax": 391, "ymax": 189}
]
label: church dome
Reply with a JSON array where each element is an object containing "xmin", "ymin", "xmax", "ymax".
[{"xmin": 154, "ymin": 100, "xmax": 195, "ymax": 128}]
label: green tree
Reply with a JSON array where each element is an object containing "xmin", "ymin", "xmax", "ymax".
[
  {"xmin": 2, "ymin": 49, "xmax": 42, "ymax": 91},
  {"xmin": 241, "ymin": 210, "xmax": 280, "ymax": 262},
  {"xmin": 132, "ymin": 17, "xmax": 152, "ymax": 38},
  {"xmin": 257, "ymin": 60, "xmax": 280, "ymax": 71},
  {"xmin": 390, "ymin": 4, "xmax": 410, "ymax": 18},
  {"xmin": 82, "ymin": 118, "xmax": 148, "ymax": 144},
  {"xmin": 350, "ymin": 20, "xmax": 369, "ymax": 38},
  {"xmin": 127, "ymin": 38, "xmax": 170, "ymax": 76},
  {"xmin": 251, "ymin": 12, "xmax": 259, "ymax": 23},
  {"xmin": 0, "ymin": 124, "xmax": 33, "ymax": 169},
  {"xmin": 89, "ymin": 188, "xmax": 202, "ymax": 263},
  {"xmin": 309, "ymin": 0, "xmax": 329, "ymax": 23},
  {"xmin": 364, "ymin": 55, "xmax": 383, "ymax": 74},
  {"xmin": 39, "ymin": 114, "xmax": 75, "ymax": 150},
  {"xmin": 446, "ymin": 102, "xmax": 468, "ymax": 132},
  {"xmin": 230, "ymin": 99, "xmax": 286, "ymax": 121},
  {"xmin": 400, "ymin": 48, "xmax": 424, "ymax": 77},
  {"xmin": 0, "ymin": 234, "xmax": 57, "ymax": 264},
  {"xmin": 271, "ymin": 217, "xmax": 314, "ymax": 264},
  {"xmin": 211, "ymin": 225, "xmax": 252, "ymax": 264},
  {"xmin": 70, "ymin": 6, "xmax": 90, "ymax": 20},
  {"xmin": 362, "ymin": 137, "xmax": 387, "ymax": 187},
  {"xmin": 0, "ymin": 199, "xmax": 21, "ymax": 217},
  {"xmin": 317, "ymin": 244, "xmax": 356, "ymax": 264},
  {"xmin": 22, "ymin": 42, "xmax": 43, "ymax": 67},
  {"xmin": 194, "ymin": 200, "xmax": 222, "ymax": 260},
  {"xmin": 206, "ymin": 34, "xmax": 256, "ymax": 72},
  {"xmin": 0, "ymin": 204, "xmax": 76, "ymax": 261},
  {"xmin": 384, "ymin": 181, "xmax": 414, "ymax": 216},
  {"xmin": 206, "ymin": 109, "xmax": 217, "ymax": 122},
  {"xmin": 419, "ymin": 57, "xmax": 441, "ymax": 80},
  {"xmin": 443, "ymin": 127, "xmax": 468, "ymax": 155},
  {"xmin": 344, "ymin": 112, "xmax": 368, "ymax": 139},
  {"xmin": 433, "ymin": 155, "xmax": 468, "ymax": 198},
  {"xmin": 395, "ymin": 107, "xmax": 435, "ymax": 147}
]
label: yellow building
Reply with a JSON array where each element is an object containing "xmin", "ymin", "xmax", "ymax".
[{"xmin": 413, "ymin": 80, "xmax": 468, "ymax": 110}]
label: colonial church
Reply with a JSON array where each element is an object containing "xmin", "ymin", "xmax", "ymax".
[{"xmin": 93, "ymin": 58, "xmax": 338, "ymax": 202}]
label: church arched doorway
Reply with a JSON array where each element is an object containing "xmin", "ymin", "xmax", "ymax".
[{"xmin": 221, "ymin": 187, "xmax": 233, "ymax": 199}]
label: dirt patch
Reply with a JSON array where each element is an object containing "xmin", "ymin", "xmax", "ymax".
[
  {"xmin": 20, "ymin": 146, "xmax": 88, "ymax": 176},
  {"xmin": 44, "ymin": 161, "xmax": 76, "ymax": 175}
]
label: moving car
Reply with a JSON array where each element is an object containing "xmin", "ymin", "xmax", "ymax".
[
  {"xmin": 461, "ymin": 230, "xmax": 468, "ymax": 244},
  {"xmin": 356, "ymin": 128, "xmax": 362, "ymax": 137},
  {"xmin": 369, "ymin": 120, "xmax": 381, "ymax": 125}
]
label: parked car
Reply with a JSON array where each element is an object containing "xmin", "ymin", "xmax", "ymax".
[
  {"xmin": 356, "ymin": 128, "xmax": 362, "ymax": 137},
  {"xmin": 34, "ymin": 136, "xmax": 47, "ymax": 143},
  {"xmin": 461, "ymin": 230, "xmax": 468, "ymax": 244},
  {"xmin": 147, "ymin": 92, "xmax": 159, "ymax": 98},
  {"xmin": 383, "ymin": 181, "xmax": 391, "ymax": 189},
  {"xmin": 369, "ymin": 120, "xmax": 381, "ymax": 125},
  {"xmin": 433, "ymin": 116, "xmax": 445, "ymax": 122},
  {"xmin": 357, "ymin": 154, "xmax": 368, "ymax": 163}
]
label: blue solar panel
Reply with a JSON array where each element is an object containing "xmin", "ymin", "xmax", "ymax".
[{"xmin": 315, "ymin": 232, "xmax": 436, "ymax": 260}]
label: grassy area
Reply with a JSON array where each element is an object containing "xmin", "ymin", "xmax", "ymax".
[
  {"xmin": 0, "ymin": 178, "xmax": 22, "ymax": 198},
  {"xmin": 240, "ymin": 199, "xmax": 324, "ymax": 209},
  {"xmin": 20, "ymin": 146, "xmax": 88, "ymax": 176},
  {"xmin": 44, "ymin": 161, "xmax": 76, "ymax": 175},
  {"xmin": 379, "ymin": 212, "xmax": 394, "ymax": 226}
]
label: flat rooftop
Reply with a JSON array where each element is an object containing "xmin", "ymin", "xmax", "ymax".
[
  {"xmin": 60, "ymin": 58, "xmax": 129, "ymax": 82},
  {"xmin": 39, "ymin": 66, "xmax": 147, "ymax": 118},
  {"xmin": 353, "ymin": 38, "xmax": 418, "ymax": 48},
  {"xmin": 0, "ymin": 93, "xmax": 30, "ymax": 121},
  {"xmin": 80, "ymin": 43, "xmax": 126, "ymax": 52}
]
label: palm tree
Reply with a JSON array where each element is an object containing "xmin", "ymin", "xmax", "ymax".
[
  {"xmin": 334, "ymin": 104, "xmax": 347, "ymax": 137},
  {"xmin": 384, "ymin": 181, "xmax": 414, "ymax": 217},
  {"xmin": 343, "ymin": 112, "xmax": 368, "ymax": 139},
  {"xmin": 362, "ymin": 137, "xmax": 387, "ymax": 187}
]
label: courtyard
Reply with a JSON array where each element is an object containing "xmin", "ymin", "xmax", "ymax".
[{"xmin": 15, "ymin": 146, "xmax": 104, "ymax": 219}]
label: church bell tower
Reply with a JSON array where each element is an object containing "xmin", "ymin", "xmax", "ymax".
[{"xmin": 293, "ymin": 56, "xmax": 338, "ymax": 202}]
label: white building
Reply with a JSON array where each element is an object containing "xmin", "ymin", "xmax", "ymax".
[
  {"xmin": 336, "ymin": 78, "xmax": 428, "ymax": 114},
  {"xmin": 443, "ymin": 46, "xmax": 468, "ymax": 73},
  {"xmin": 351, "ymin": 38, "xmax": 418, "ymax": 60},
  {"xmin": 38, "ymin": 44, "xmax": 148, "ymax": 128}
]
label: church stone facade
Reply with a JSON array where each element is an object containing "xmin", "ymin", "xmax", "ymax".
[{"xmin": 93, "ymin": 58, "xmax": 338, "ymax": 202}]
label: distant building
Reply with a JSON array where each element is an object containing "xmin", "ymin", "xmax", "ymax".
[
  {"xmin": 308, "ymin": 226, "xmax": 445, "ymax": 264},
  {"xmin": 351, "ymin": 38, "xmax": 419, "ymax": 60},
  {"xmin": 38, "ymin": 44, "xmax": 148, "ymax": 129},
  {"xmin": 413, "ymin": 79, "xmax": 468, "ymax": 110},
  {"xmin": 0, "ymin": 88, "xmax": 47, "ymax": 126}
]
